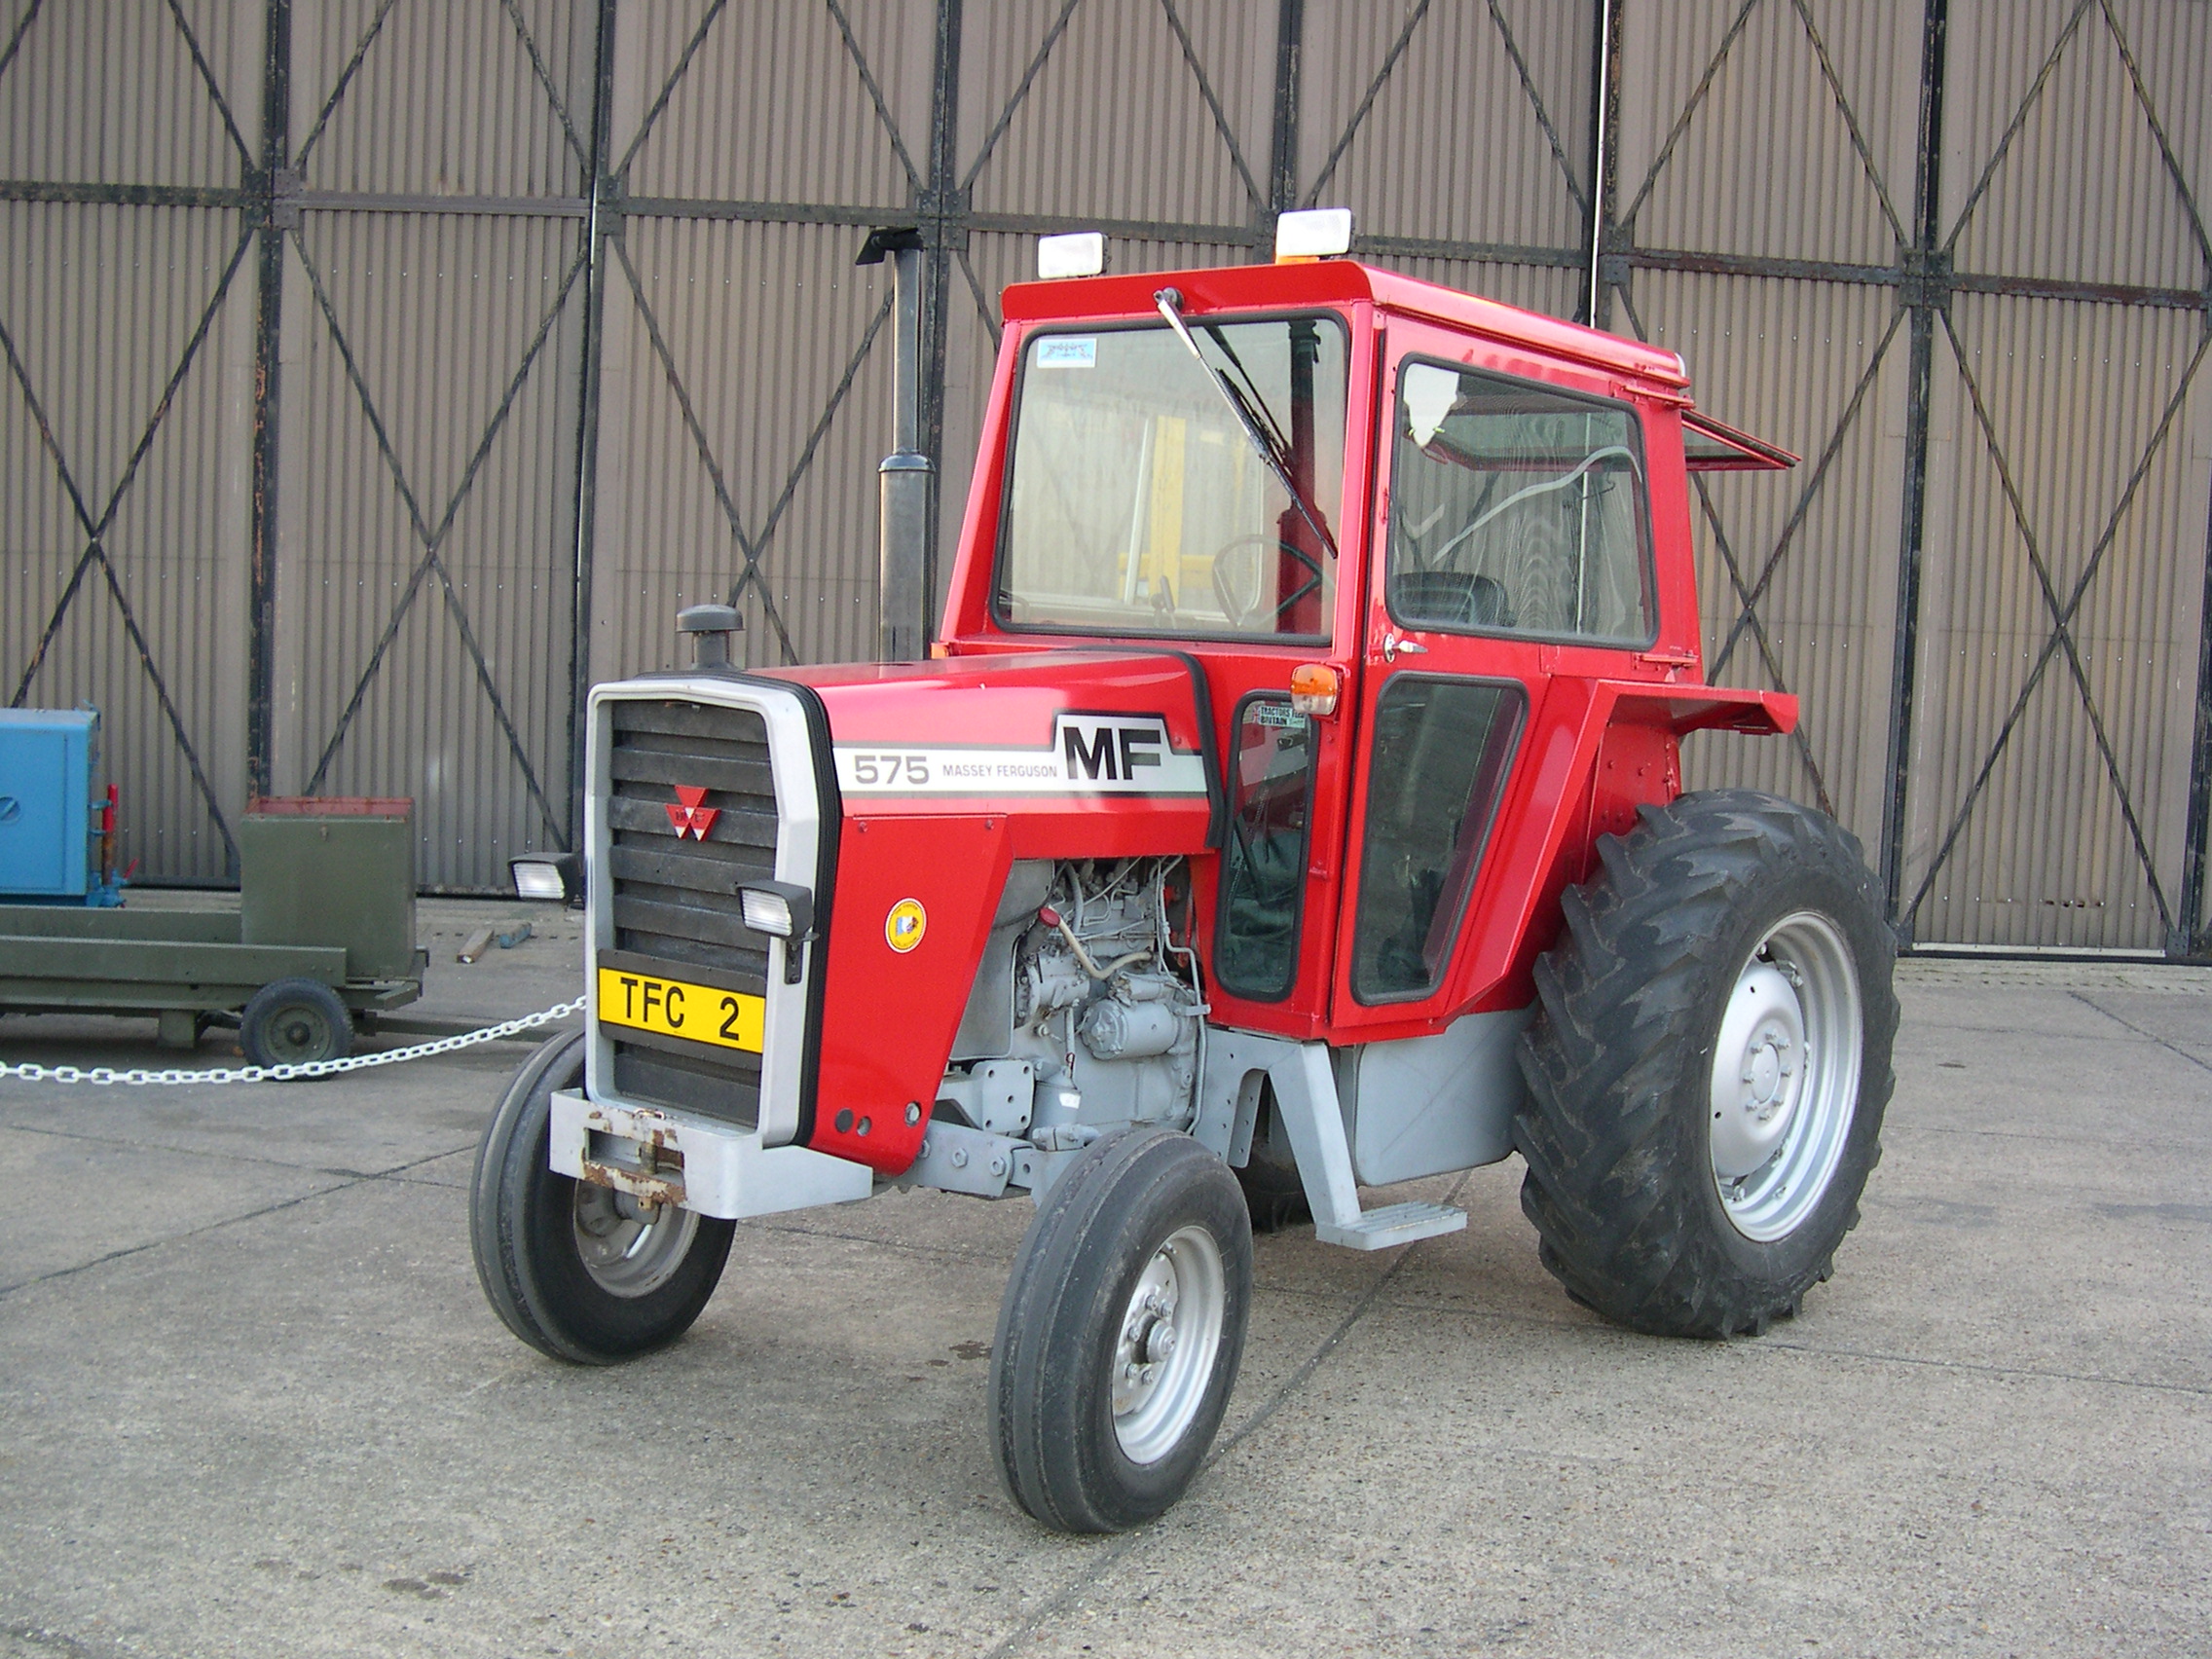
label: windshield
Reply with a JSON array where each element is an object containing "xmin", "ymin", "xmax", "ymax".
[{"xmin": 998, "ymin": 315, "xmax": 1347, "ymax": 640}]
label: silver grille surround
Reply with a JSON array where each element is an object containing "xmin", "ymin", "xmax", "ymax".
[{"xmin": 583, "ymin": 675, "xmax": 825, "ymax": 1148}]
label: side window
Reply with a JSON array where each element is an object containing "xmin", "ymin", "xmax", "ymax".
[
  {"xmin": 1214, "ymin": 696, "xmax": 1314, "ymax": 1001},
  {"xmin": 1389, "ymin": 360, "xmax": 1654, "ymax": 645},
  {"xmin": 1352, "ymin": 678, "xmax": 1524, "ymax": 1003}
]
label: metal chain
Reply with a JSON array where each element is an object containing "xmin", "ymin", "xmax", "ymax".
[{"xmin": 0, "ymin": 997, "xmax": 585, "ymax": 1087}]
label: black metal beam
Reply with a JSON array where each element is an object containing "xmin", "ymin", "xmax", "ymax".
[
  {"xmin": 1582, "ymin": 0, "xmax": 1618, "ymax": 326},
  {"xmin": 9, "ymin": 167, "xmax": 2197, "ymax": 315},
  {"xmin": 0, "ymin": 180, "xmax": 253, "ymax": 208},
  {"xmin": 1268, "ymin": 0, "xmax": 1302, "ymax": 226},
  {"xmin": 918, "ymin": 0, "xmax": 963, "ymax": 637},
  {"xmin": 566, "ymin": 0, "xmax": 617, "ymax": 854},
  {"xmin": 1879, "ymin": 0, "xmax": 1946, "ymax": 941},
  {"xmin": 246, "ymin": 0, "xmax": 289, "ymax": 822},
  {"xmin": 2177, "ymin": 417, "xmax": 2212, "ymax": 960}
]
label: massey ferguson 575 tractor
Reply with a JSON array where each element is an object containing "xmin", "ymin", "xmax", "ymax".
[{"xmin": 472, "ymin": 212, "xmax": 1896, "ymax": 1533}]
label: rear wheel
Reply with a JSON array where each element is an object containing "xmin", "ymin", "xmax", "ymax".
[
  {"xmin": 1515, "ymin": 791, "xmax": 1897, "ymax": 1338},
  {"xmin": 469, "ymin": 1031, "xmax": 734, "ymax": 1364},
  {"xmin": 990, "ymin": 1127, "xmax": 1252, "ymax": 1532}
]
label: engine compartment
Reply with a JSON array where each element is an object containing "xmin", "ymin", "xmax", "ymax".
[{"xmin": 937, "ymin": 857, "xmax": 1206, "ymax": 1149}]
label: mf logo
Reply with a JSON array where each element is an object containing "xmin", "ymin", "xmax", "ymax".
[
  {"xmin": 1056, "ymin": 715, "xmax": 1166, "ymax": 785},
  {"xmin": 665, "ymin": 784, "xmax": 719, "ymax": 840}
]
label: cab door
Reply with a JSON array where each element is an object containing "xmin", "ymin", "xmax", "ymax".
[{"xmin": 1330, "ymin": 319, "xmax": 1664, "ymax": 1035}]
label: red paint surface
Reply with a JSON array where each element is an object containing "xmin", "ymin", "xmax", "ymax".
[{"xmin": 807, "ymin": 813, "xmax": 1013, "ymax": 1172}]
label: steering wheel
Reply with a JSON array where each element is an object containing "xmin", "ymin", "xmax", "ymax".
[{"xmin": 1209, "ymin": 535, "xmax": 1326, "ymax": 630}]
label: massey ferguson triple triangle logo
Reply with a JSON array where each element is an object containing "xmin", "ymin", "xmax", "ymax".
[{"xmin": 665, "ymin": 785, "xmax": 719, "ymax": 840}]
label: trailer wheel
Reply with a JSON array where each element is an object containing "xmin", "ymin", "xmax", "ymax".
[
  {"xmin": 240, "ymin": 977, "xmax": 352, "ymax": 1068},
  {"xmin": 1515, "ymin": 790, "xmax": 1898, "ymax": 1339},
  {"xmin": 469, "ymin": 1031, "xmax": 734, "ymax": 1364},
  {"xmin": 990, "ymin": 1126, "xmax": 1251, "ymax": 1532}
]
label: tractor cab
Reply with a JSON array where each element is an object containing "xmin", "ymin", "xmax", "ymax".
[{"xmin": 937, "ymin": 228, "xmax": 1793, "ymax": 1049}]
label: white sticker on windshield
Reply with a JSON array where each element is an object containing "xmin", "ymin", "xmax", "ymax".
[{"xmin": 1036, "ymin": 337, "xmax": 1096, "ymax": 369}]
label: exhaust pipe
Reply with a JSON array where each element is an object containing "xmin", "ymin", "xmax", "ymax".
[{"xmin": 858, "ymin": 226, "xmax": 932, "ymax": 664}]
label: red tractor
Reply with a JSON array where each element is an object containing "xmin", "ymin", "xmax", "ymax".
[{"xmin": 473, "ymin": 215, "xmax": 1896, "ymax": 1534}]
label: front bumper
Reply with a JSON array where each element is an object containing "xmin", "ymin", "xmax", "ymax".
[{"xmin": 550, "ymin": 1090, "xmax": 872, "ymax": 1220}]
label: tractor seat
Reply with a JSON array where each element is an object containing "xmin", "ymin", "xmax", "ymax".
[{"xmin": 1392, "ymin": 571, "xmax": 1514, "ymax": 630}]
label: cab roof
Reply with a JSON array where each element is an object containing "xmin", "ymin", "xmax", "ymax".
[{"xmin": 1000, "ymin": 258, "xmax": 1690, "ymax": 392}]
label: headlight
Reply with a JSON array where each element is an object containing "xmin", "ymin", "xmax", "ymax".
[
  {"xmin": 511, "ymin": 853, "xmax": 584, "ymax": 905},
  {"xmin": 737, "ymin": 880, "xmax": 815, "ymax": 943}
]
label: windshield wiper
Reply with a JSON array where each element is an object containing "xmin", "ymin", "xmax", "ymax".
[{"xmin": 1153, "ymin": 288, "xmax": 1338, "ymax": 560}]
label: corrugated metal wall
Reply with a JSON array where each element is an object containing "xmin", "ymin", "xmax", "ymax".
[
  {"xmin": 586, "ymin": 0, "xmax": 927, "ymax": 686},
  {"xmin": 1899, "ymin": 0, "xmax": 2212, "ymax": 950},
  {"xmin": 1, "ymin": 0, "xmax": 261, "ymax": 884},
  {"xmin": 6, "ymin": 0, "xmax": 2211, "ymax": 953},
  {"xmin": 1612, "ymin": 0, "xmax": 1921, "ymax": 864},
  {"xmin": 271, "ymin": 2, "xmax": 594, "ymax": 889}
]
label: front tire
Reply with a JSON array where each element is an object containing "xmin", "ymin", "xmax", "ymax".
[
  {"xmin": 990, "ymin": 1127, "xmax": 1253, "ymax": 1532},
  {"xmin": 469, "ymin": 1031, "xmax": 734, "ymax": 1364},
  {"xmin": 1515, "ymin": 791, "xmax": 1898, "ymax": 1338}
]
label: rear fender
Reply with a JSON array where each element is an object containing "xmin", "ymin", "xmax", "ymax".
[
  {"xmin": 1442, "ymin": 680, "xmax": 1796, "ymax": 1015},
  {"xmin": 1584, "ymin": 683, "xmax": 1797, "ymax": 847}
]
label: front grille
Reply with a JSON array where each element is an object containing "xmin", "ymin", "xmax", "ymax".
[{"xmin": 604, "ymin": 698, "xmax": 778, "ymax": 1127}]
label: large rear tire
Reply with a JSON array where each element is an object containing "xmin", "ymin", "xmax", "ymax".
[
  {"xmin": 1515, "ymin": 791, "xmax": 1897, "ymax": 1339},
  {"xmin": 990, "ymin": 1127, "xmax": 1252, "ymax": 1532},
  {"xmin": 470, "ymin": 1032, "xmax": 735, "ymax": 1364}
]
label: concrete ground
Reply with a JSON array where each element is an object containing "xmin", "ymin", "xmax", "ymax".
[{"xmin": 1, "ymin": 895, "xmax": 2206, "ymax": 1658}]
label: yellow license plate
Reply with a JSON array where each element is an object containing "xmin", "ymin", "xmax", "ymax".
[{"xmin": 595, "ymin": 965, "xmax": 763, "ymax": 1052}]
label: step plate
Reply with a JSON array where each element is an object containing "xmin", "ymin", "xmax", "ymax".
[{"xmin": 1313, "ymin": 1199, "xmax": 1468, "ymax": 1251}]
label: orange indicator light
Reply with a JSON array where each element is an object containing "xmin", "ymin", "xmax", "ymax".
[{"xmin": 1290, "ymin": 663, "xmax": 1341, "ymax": 718}]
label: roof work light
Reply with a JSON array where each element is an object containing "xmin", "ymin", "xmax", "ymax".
[
  {"xmin": 1273, "ymin": 207, "xmax": 1353, "ymax": 262},
  {"xmin": 1036, "ymin": 231, "xmax": 1105, "ymax": 279}
]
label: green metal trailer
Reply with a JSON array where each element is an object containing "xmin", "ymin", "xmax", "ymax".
[{"xmin": 0, "ymin": 799, "xmax": 426, "ymax": 1066}]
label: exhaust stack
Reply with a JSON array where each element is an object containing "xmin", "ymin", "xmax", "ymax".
[{"xmin": 858, "ymin": 226, "xmax": 932, "ymax": 663}]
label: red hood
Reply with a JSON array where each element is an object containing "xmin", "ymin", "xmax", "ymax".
[{"xmin": 761, "ymin": 649, "xmax": 1221, "ymax": 858}]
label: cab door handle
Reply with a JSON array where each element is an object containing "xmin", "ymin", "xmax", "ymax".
[{"xmin": 1382, "ymin": 632, "xmax": 1427, "ymax": 663}]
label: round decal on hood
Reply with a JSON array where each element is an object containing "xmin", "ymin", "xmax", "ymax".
[{"xmin": 885, "ymin": 898, "xmax": 927, "ymax": 953}]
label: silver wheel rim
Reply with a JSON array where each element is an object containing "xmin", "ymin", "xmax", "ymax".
[
  {"xmin": 1111, "ymin": 1225, "xmax": 1227, "ymax": 1465},
  {"xmin": 1709, "ymin": 909, "xmax": 1863, "ymax": 1242},
  {"xmin": 571, "ymin": 1182, "xmax": 699, "ymax": 1298}
]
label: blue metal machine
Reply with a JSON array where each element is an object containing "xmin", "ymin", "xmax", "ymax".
[{"xmin": 0, "ymin": 708, "xmax": 123, "ymax": 905}]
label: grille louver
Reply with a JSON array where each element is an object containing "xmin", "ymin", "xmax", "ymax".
[{"xmin": 605, "ymin": 699, "xmax": 778, "ymax": 1127}]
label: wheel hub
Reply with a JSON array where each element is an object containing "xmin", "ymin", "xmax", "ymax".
[
  {"xmin": 1711, "ymin": 962, "xmax": 1806, "ymax": 1180},
  {"xmin": 571, "ymin": 1181, "xmax": 700, "ymax": 1299},
  {"xmin": 1706, "ymin": 913, "xmax": 1865, "ymax": 1243},
  {"xmin": 1110, "ymin": 1227, "xmax": 1227, "ymax": 1465}
]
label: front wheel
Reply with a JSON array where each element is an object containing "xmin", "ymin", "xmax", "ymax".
[
  {"xmin": 990, "ymin": 1127, "xmax": 1252, "ymax": 1532},
  {"xmin": 1515, "ymin": 791, "xmax": 1898, "ymax": 1339},
  {"xmin": 469, "ymin": 1031, "xmax": 734, "ymax": 1364}
]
